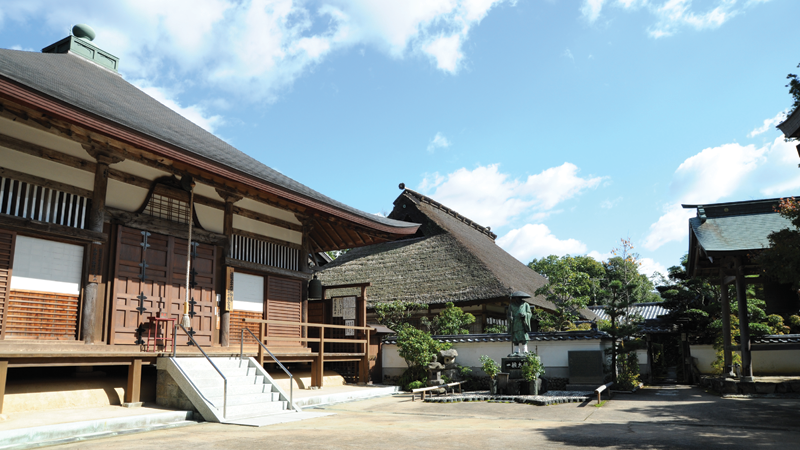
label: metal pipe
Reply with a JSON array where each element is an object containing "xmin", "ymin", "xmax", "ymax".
[
  {"xmin": 243, "ymin": 327, "xmax": 294, "ymax": 411},
  {"xmin": 174, "ymin": 323, "xmax": 228, "ymax": 418}
]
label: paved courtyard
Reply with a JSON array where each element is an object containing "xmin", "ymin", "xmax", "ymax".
[{"xmin": 51, "ymin": 385, "xmax": 800, "ymax": 450}]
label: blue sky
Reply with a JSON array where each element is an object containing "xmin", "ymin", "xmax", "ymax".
[{"xmin": 1, "ymin": 0, "xmax": 798, "ymax": 282}]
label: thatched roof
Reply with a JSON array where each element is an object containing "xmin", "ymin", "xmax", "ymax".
[{"xmin": 317, "ymin": 189, "xmax": 557, "ymax": 311}]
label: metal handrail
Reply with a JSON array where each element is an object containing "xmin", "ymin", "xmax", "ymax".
[
  {"xmin": 241, "ymin": 328, "xmax": 294, "ymax": 410},
  {"xmin": 173, "ymin": 323, "xmax": 227, "ymax": 419}
]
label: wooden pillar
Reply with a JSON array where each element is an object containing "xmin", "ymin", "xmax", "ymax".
[
  {"xmin": 359, "ymin": 286, "xmax": 369, "ymax": 384},
  {"xmin": 734, "ymin": 259, "xmax": 753, "ymax": 380},
  {"xmin": 719, "ymin": 274, "xmax": 734, "ymax": 378},
  {"xmin": 0, "ymin": 361, "xmax": 7, "ymax": 414},
  {"xmin": 258, "ymin": 322, "xmax": 265, "ymax": 366},
  {"xmin": 317, "ymin": 325, "xmax": 325, "ymax": 388},
  {"xmin": 125, "ymin": 359, "xmax": 142, "ymax": 404},
  {"xmin": 83, "ymin": 147, "xmax": 123, "ymax": 345},
  {"xmin": 217, "ymin": 189, "xmax": 242, "ymax": 347}
]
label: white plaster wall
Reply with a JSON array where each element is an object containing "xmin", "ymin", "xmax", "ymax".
[
  {"xmin": 193, "ymin": 182, "xmax": 225, "ymax": 202},
  {"xmin": 111, "ymin": 159, "xmax": 170, "ymax": 181},
  {"xmin": 691, "ymin": 344, "xmax": 800, "ymax": 375},
  {"xmin": 195, "ymin": 204, "xmax": 224, "ymax": 234},
  {"xmin": 0, "ymin": 116, "xmax": 93, "ymax": 161},
  {"xmin": 106, "ymin": 179, "xmax": 148, "ymax": 212},
  {"xmin": 10, "ymin": 236, "xmax": 84, "ymax": 295},
  {"xmin": 0, "ymin": 147, "xmax": 94, "ymax": 191},
  {"xmin": 383, "ymin": 339, "xmax": 613, "ymax": 378},
  {"xmin": 690, "ymin": 345, "xmax": 717, "ymax": 374},
  {"xmin": 236, "ymin": 197, "xmax": 300, "ymax": 225},
  {"xmin": 233, "ymin": 214, "xmax": 302, "ymax": 245}
]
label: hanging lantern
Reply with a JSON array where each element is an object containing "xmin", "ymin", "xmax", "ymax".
[{"xmin": 308, "ymin": 274, "xmax": 323, "ymax": 300}]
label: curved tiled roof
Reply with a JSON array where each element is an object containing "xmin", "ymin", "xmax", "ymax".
[
  {"xmin": 589, "ymin": 302, "xmax": 669, "ymax": 322},
  {"xmin": 383, "ymin": 330, "xmax": 611, "ymax": 344},
  {"xmin": 0, "ymin": 48, "xmax": 416, "ymax": 232}
]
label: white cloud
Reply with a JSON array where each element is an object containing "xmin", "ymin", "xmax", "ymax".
[
  {"xmin": 2, "ymin": 0, "xmax": 510, "ymax": 103},
  {"xmin": 600, "ymin": 197, "xmax": 622, "ymax": 209},
  {"xmin": 642, "ymin": 203, "xmax": 695, "ymax": 251},
  {"xmin": 670, "ymin": 142, "xmax": 765, "ymax": 205},
  {"xmin": 497, "ymin": 223, "xmax": 587, "ymax": 263},
  {"xmin": 748, "ymin": 111, "xmax": 787, "ymax": 138},
  {"xmin": 563, "ymin": 48, "xmax": 575, "ymax": 63},
  {"xmin": 581, "ymin": 0, "xmax": 769, "ymax": 38},
  {"xmin": 639, "ymin": 257, "xmax": 668, "ymax": 280},
  {"xmin": 643, "ymin": 135, "xmax": 800, "ymax": 251},
  {"xmin": 427, "ymin": 132, "xmax": 452, "ymax": 153},
  {"xmin": 587, "ymin": 250, "xmax": 613, "ymax": 262},
  {"xmin": 132, "ymin": 81, "xmax": 224, "ymax": 133},
  {"xmin": 581, "ymin": 0, "xmax": 606, "ymax": 22},
  {"xmin": 417, "ymin": 162, "xmax": 604, "ymax": 229}
]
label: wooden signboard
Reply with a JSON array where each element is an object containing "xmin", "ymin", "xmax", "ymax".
[
  {"xmin": 225, "ymin": 266, "xmax": 234, "ymax": 311},
  {"xmin": 332, "ymin": 297, "xmax": 343, "ymax": 317}
]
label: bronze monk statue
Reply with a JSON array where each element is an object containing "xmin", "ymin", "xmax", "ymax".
[{"xmin": 507, "ymin": 291, "xmax": 532, "ymax": 355}]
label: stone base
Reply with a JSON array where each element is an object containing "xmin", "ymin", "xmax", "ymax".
[
  {"xmin": 701, "ymin": 376, "xmax": 800, "ymax": 396},
  {"xmin": 121, "ymin": 402, "xmax": 143, "ymax": 408}
]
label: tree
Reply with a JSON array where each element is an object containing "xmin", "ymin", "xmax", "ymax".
[
  {"xmin": 373, "ymin": 300, "xmax": 428, "ymax": 333},
  {"xmin": 529, "ymin": 254, "xmax": 602, "ymax": 329},
  {"xmin": 787, "ymin": 62, "xmax": 800, "ymax": 117},
  {"xmin": 421, "ymin": 302, "xmax": 476, "ymax": 335},
  {"xmin": 755, "ymin": 197, "xmax": 800, "ymax": 290},
  {"xmin": 601, "ymin": 239, "xmax": 645, "ymax": 385}
]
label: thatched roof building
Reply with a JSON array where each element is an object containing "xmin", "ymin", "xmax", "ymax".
[{"xmin": 317, "ymin": 188, "xmax": 594, "ymax": 331}]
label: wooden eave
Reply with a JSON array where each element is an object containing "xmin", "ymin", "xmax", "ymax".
[{"xmin": 0, "ymin": 76, "xmax": 419, "ymax": 250}]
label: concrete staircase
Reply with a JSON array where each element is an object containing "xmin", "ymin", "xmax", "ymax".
[{"xmin": 162, "ymin": 356, "xmax": 300, "ymax": 425}]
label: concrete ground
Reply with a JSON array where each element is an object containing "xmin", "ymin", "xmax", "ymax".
[{"xmin": 48, "ymin": 385, "xmax": 800, "ymax": 450}]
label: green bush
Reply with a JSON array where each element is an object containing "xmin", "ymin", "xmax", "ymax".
[
  {"xmin": 398, "ymin": 366, "xmax": 427, "ymax": 391},
  {"xmin": 405, "ymin": 379, "xmax": 427, "ymax": 391},
  {"xmin": 484, "ymin": 324, "xmax": 506, "ymax": 334},
  {"xmin": 521, "ymin": 353, "xmax": 545, "ymax": 382},
  {"xmin": 397, "ymin": 327, "xmax": 443, "ymax": 368},
  {"xmin": 615, "ymin": 351, "xmax": 640, "ymax": 391},
  {"xmin": 480, "ymin": 355, "xmax": 501, "ymax": 379}
]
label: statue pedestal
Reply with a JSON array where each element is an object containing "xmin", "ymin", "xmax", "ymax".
[{"xmin": 501, "ymin": 356, "xmax": 526, "ymax": 380}]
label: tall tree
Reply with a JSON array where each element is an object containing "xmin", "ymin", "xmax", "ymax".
[
  {"xmin": 601, "ymin": 239, "xmax": 645, "ymax": 385},
  {"xmin": 529, "ymin": 254, "xmax": 603, "ymax": 330}
]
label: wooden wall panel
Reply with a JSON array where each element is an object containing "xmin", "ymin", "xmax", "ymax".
[
  {"xmin": 0, "ymin": 230, "xmax": 15, "ymax": 339},
  {"xmin": 266, "ymin": 277, "xmax": 301, "ymax": 347},
  {"xmin": 5, "ymin": 290, "xmax": 78, "ymax": 339},
  {"xmin": 230, "ymin": 309, "xmax": 261, "ymax": 345}
]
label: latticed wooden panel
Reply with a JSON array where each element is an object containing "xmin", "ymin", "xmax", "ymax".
[
  {"xmin": 0, "ymin": 177, "xmax": 89, "ymax": 229},
  {"xmin": 230, "ymin": 310, "xmax": 262, "ymax": 345},
  {"xmin": 230, "ymin": 234, "xmax": 299, "ymax": 271},
  {"xmin": 265, "ymin": 277, "xmax": 302, "ymax": 346},
  {"xmin": 5, "ymin": 290, "xmax": 79, "ymax": 340},
  {"xmin": 0, "ymin": 230, "xmax": 15, "ymax": 338}
]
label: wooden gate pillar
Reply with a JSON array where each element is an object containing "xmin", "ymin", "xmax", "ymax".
[
  {"xmin": 719, "ymin": 272, "xmax": 735, "ymax": 378},
  {"xmin": 734, "ymin": 258, "xmax": 753, "ymax": 380},
  {"xmin": 83, "ymin": 147, "xmax": 124, "ymax": 344}
]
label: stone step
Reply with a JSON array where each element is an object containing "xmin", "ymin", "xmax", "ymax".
[
  {"xmin": 205, "ymin": 391, "xmax": 282, "ymax": 406},
  {"xmin": 199, "ymin": 381, "xmax": 276, "ymax": 397},
  {"xmin": 220, "ymin": 401, "xmax": 288, "ymax": 419}
]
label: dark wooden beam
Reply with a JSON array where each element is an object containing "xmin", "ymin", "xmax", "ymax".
[
  {"xmin": 225, "ymin": 257, "xmax": 311, "ymax": 281},
  {"xmin": 0, "ymin": 212, "xmax": 107, "ymax": 243},
  {"xmin": 105, "ymin": 207, "xmax": 225, "ymax": 245},
  {"xmin": 0, "ymin": 166, "xmax": 92, "ymax": 198},
  {"xmin": 232, "ymin": 205, "xmax": 302, "ymax": 232},
  {"xmin": 231, "ymin": 227, "xmax": 303, "ymax": 250}
]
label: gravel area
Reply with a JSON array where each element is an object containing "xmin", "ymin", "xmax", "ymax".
[{"xmin": 423, "ymin": 390, "xmax": 592, "ymax": 405}]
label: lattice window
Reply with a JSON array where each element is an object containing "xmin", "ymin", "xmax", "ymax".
[
  {"xmin": 0, "ymin": 177, "xmax": 89, "ymax": 229},
  {"xmin": 143, "ymin": 192, "xmax": 190, "ymax": 224},
  {"xmin": 230, "ymin": 233, "xmax": 299, "ymax": 271}
]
